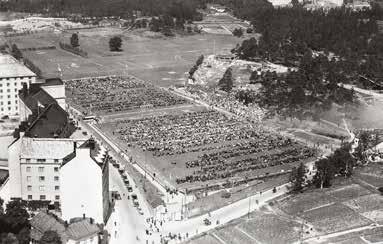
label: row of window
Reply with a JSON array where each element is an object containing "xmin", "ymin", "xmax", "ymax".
[
  {"xmin": 0, "ymin": 106, "xmax": 17, "ymax": 112},
  {"xmin": 26, "ymin": 166, "xmax": 59, "ymax": 172},
  {"xmin": 0, "ymin": 88, "xmax": 19, "ymax": 93},
  {"xmin": 0, "ymin": 100, "xmax": 17, "ymax": 105},
  {"xmin": 0, "ymin": 77, "xmax": 33, "ymax": 81},
  {"xmin": 27, "ymin": 195, "xmax": 59, "ymax": 200},
  {"xmin": 0, "ymin": 82, "xmax": 25, "ymax": 87},
  {"xmin": 27, "ymin": 185, "xmax": 60, "ymax": 191},
  {"xmin": 26, "ymin": 176, "xmax": 59, "ymax": 182},
  {"xmin": 0, "ymin": 94, "xmax": 17, "ymax": 99}
]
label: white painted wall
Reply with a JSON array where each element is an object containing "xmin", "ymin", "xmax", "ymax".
[
  {"xmin": 8, "ymin": 135, "xmax": 22, "ymax": 199},
  {"xmin": 41, "ymin": 85, "xmax": 66, "ymax": 110},
  {"xmin": 60, "ymin": 148, "xmax": 104, "ymax": 223}
]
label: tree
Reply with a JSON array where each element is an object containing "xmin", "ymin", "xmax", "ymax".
[
  {"xmin": 218, "ymin": 67, "xmax": 234, "ymax": 92},
  {"xmin": 290, "ymin": 162, "xmax": 306, "ymax": 192},
  {"xmin": 232, "ymin": 28, "xmax": 244, "ymax": 37},
  {"xmin": 313, "ymin": 158, "xmax": 334, "ymax": 188},
  {"xmin": 196, "ymin": 55, "xmax": 204, "ymax": 66},
  {"xmin": 11, "ymin": 44, "xmax": 22, "ymax": 60},
  {"xmin": 1, "ymin": 233, "xmax": 19, "ymax": 244},
  {"xmin": 109, "ymin": 36, "xmax": 122, "ymax": 52},
  {"xmin": 39, "ymin": 230, "xmax": 62, "ymax": 244},
  {"xmin": 4, "ymin": 200, "xmax": 29, "ymax": 234},
  {"xmin": 70, "ymin": 33, "xmax": 79, "ymax": 48}
]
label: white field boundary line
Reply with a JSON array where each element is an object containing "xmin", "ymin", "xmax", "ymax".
[
  {"xmin": 211, "ymin": 233, "xmax": 228, "ymax": 244},
  {"xmin": 234, "ymin": 225, "xmax": 262, "ymax": 244}
]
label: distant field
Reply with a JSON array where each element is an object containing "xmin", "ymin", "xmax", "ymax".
[{"xmin": 8, "ymin": 28, "xmax": 242, "ymax": 87}]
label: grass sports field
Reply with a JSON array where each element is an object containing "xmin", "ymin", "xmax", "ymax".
[{"xmin": 8, "ymin": 28, "xmax": 243, "ymax": 87}]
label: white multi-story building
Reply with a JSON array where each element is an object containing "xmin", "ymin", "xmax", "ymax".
[
  {"xmin": 8, "ymin": 78, "xmax": 111, "ymax": 224},
  {"xmin": 0, "ymin": 54, "xmax": 37, "ymax": 116},
  {"xmin": 61, "ymin": 139, "xmax": 110, "ymax": 224}
]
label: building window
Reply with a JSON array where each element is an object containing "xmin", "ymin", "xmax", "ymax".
[
  {"xmin": 8, "ymin": 107, "xmax": 10, "ymax": 111},
  {"xmin": 40, "ymin": 195, "xmax": 46, "ymax": 200},
  {"xmin": 0, "ymin": 84, "xmax": 2, "ymax": 87},
  {"xmin": 26, "ymin": 176, "xmax": 31, "ymax": 182},
  {"xmin": 14, "ymin": 82, "xmax": 17, "ymax": 86},
  {"xmin": 38, "ymin": 166, "xmax": 44, "ymax": 172},
  {"xmin": 7, "ymin": 95, "xmax": 10, "ymax": 98},
  {"xmin": 6, "ymin": 83, "xmax": 9, "ymax": 87},
  {"xmin": 26, "ymin": 166, "xmax": 31, "ymax": 172},
  {"xmin": 0, "ymin": 90, "xmax": 2, "ymax": 93},
  {"xmin": 27, "ymin": 185, "xmax": 32, "ymax": 191},
  {"xmin": 54, "ymin": 167, "xmax": 59, "ymax": 172},
  {"xmin": 14, "ymin": 89, "xmax": 17, "ymax": 92},
  {"xmin": 15, "ymin": 94, "xmax": 17, "ymax": 98},
  {"xmin": 39, "ymin": 176, "xmax": 45, "ymax": 182},
  {"xmin": 26, "ymin": 159, "xmax": 31, "ymax": 163},
  {"xmin": 7, "ymin": 101, "xmax": 10, "ymax": 105},
  {"xmin": 39, "ymin": 186, "xmax": 45, "ymax": 191},
  {"xmin": 55, "ymin": 186, "xmax": 59, "ymax": 191},
  {"xmin": 28, "ymin": 195, "xmax": 32, "ymax": 200},
  {"xmin": 54, "ymin": 176, "xmax": 59, "ymax": 181},
  {"xmin": 55, "ymin": 195, "xmax": 60, "ymax": 200},
  {"xmin": 37, "ymin": 159, "xmax": 46, "ymax": 163},
  {"xmin": 54, "ymin": 159, "xmax": 59, "ymax": 163},
  {"xmin": 7, "ymin": 89, "xmax": 10, "ymax": 92}
]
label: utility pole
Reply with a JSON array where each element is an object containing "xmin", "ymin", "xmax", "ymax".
[{"xmin": 247, "ymin": 195, "xmax": 251, "ymax": 219}]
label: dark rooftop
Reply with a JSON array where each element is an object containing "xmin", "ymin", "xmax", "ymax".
[
  {"xmin": 43, "ymin": 78, "xmax": 64, "ymax": 86},
  {"xmin": 24, "ymin": 103, "xmax": 76, "ymax": 138}
]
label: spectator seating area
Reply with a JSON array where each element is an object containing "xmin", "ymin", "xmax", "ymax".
[{"xmin": 65, "ymin": 76, "xmax": 187, "ymax": 115}]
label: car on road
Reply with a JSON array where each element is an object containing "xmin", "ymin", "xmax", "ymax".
[{"xmin": 203, "ymin": 218, "xmax": 211, "ymax": 225}]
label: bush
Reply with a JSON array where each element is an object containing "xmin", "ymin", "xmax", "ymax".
[
  {"xmin": 24, "ymin": 58, "xmax": 43, "ymax": 78},
  {"xmin": 59, "ymin": 42, "xmax": 88, "ymax": 57},
  {"xmin": 109, "ymin": 36, "xmax": 122, "ymax": 51},
  {"xmin": 379, "ymin": 187, "xmax": 383, "ymax": 195},
  {"xmin": 232, "ymin": 28, "xmax": 244, "ymax": 37}
]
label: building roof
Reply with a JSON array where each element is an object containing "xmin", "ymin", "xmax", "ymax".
[
  {"xmin": 20, "ymin": 137, "xmax": 75, "ymax": 159},
  {"xmin": 0, "ymin": 54, "xmax": 36, "ymax": 78},
  {"xmin": 31, "ymin": 212, "xmax": 100, "ymax": 243},
  {"xmin": 30, "ymin": 212, "xmax": 68, "ymax": 243},
  {"xmin": 19, "ymin": 83, "xmax": 57, "ymax": 112},
  {"xmin": 66, "ymin": 220, "xmax": 100, "ymax": 241},
  {"xmin": 25, "ymin": 103, "xmax": 77, "ymax": 138},
  {"xmin": 43, "ymin": 78, "xmax": 64, "ymax": 86}
]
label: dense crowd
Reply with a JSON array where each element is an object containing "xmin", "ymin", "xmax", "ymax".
[
  {"xmin": 111, "ymin": 110, "xmax": 316, "ymax": 184},
  {"xmin": 177, "ymin": 144, "xmax": 315, "ymax": 183},
  {"xmin": 115, "ymin": 110, "xmax": 259, "ymax": 155},
  {"xmin": 65, "ymin": 76, "xmax": 187, "ymax": 114}
]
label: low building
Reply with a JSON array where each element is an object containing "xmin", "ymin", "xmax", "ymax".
[
  {"xmin": 0, "ymin": 54, "xmax": 37, "ymax": 116},
  {"xmin": 30, "ymin": 211, "xmax": 107, "ymax": 244}
]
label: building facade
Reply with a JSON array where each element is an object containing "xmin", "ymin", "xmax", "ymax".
[{"xmin": 0, "ymin": 54, "xmax": 37, "ymax": 116}]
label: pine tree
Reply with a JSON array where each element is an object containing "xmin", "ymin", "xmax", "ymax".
[
  {"xmin": 70, "ymin": 33, "xmax": 79, "ymax": 48},
  {"xmin": 218, "ymin": 67, "xmax": 234, "ymax": 92},
  {"xmin": 290, "ymin": 162, "xmax": 306, "ymax": 193}
]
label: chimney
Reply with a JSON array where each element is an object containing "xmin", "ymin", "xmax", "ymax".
[
  {"xmin": 83, "ymin": 213, "xmax": 85, "ymax": 219},
  {"xmin": 73, "ymin": 141, "xmax": 77, "ymax": 152},
  {"xmin": 90, "ymin": 218, "xmax": 94, "ymax": 224}
]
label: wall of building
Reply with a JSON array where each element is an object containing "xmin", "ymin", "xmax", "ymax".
[
  {"xmin": 18, "ymin": 98, "xmax": 33, "ymax": 122},
  {"xmin": 0, "ymin": 76, "xmax": 36, "ymax": 116},
  {"xmin": 8, "ymin": 135, "xmax": 22, "ymax": 199},
  {"xmin": 60, "ymin": 148, "xmax": 104, "ymax": 223},
  {"xmin": 41, "ymin": 85, "xmax": 66, "ymax": 110},
  {"xmin": 20, "ymin": 159, "xmax": 62, "ymax": 202}
]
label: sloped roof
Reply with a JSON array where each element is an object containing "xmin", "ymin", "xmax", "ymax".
[
  {"xmin": 25, "ymin": 103, "xmax": 76, "ymax": 138},
  {"xmin": 66, "ymin": 220, "xmax": 100, "ymax": 241},
  {"xmin": 30, "ymin": 212, "xmax": 100, "ymax": 242},
  {"xmin": 30, "ymin": 212, "xmax": 68, "ymax": 243},
  {"xmin": 20, "ymin": 137, "xmax": 74, "ymax": 159},
  {"xmin": 0, "ymin": 54, "xmax": 36, "ymax": 78}
]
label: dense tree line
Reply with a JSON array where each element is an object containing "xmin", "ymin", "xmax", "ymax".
[
  {"xmin": 233, "ymin": 6, "xmax": 383, "ymax": 87},
  {"xmin": 0, "ymin": 0, "xmax": 204, "ymax": 21}
]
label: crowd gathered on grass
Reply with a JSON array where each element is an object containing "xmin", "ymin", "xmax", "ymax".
[
  {"xmin": 111, "ymin": 110, "xmax": 316, "ymax": 184},
  {"xmin": 65, "ymin": 76, "xmax": 187, "ymax": 114}
]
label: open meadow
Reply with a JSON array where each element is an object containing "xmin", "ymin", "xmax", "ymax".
[{"xmin": 7, "ymin": 28, "xmax": 243, "ymax": 87}]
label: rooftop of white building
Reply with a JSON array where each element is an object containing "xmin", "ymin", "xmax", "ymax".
[
  {"xmin": 19, "ymin": 137, "xmax": 80, "ymax": 159},
  {"xmin": 0, "ymin": 54, "xmax": 36, "ymax": 78}
]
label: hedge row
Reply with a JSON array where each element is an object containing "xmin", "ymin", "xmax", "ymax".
[
  {"xmin": 24, "ymin": 57, "xmax": 43, "ymax": 78},
  {"xmin": 59, "ymin": 42, "xmax": 88, "ymax": 58}
]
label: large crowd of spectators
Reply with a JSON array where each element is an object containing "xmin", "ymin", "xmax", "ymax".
[
  {"xmin": 111, "ymin": 110, "xmax": 316, "ymax": 184},
  {"xmin": 65, "ymin": 76, "xmax": 187, "ymax": 115}
]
